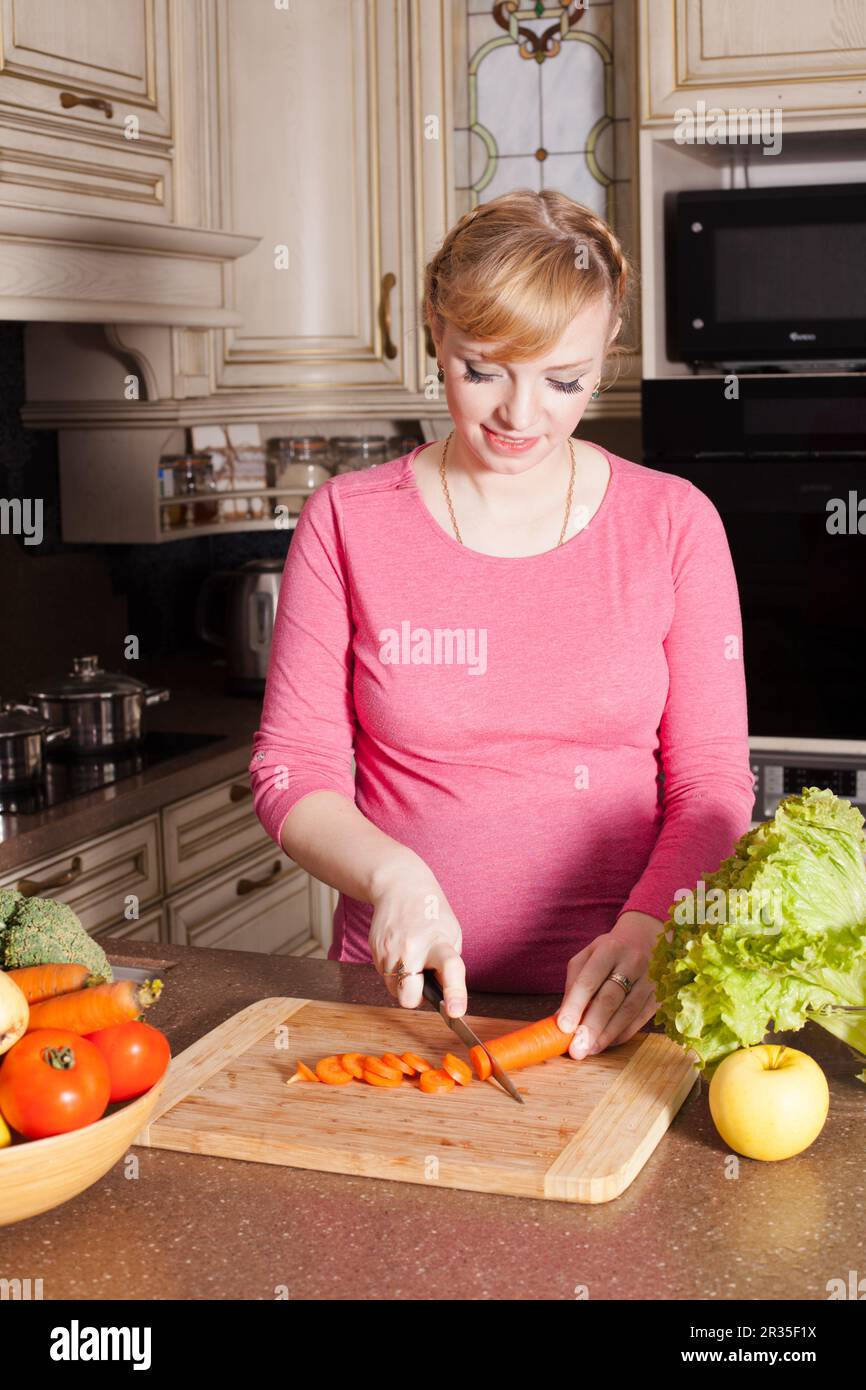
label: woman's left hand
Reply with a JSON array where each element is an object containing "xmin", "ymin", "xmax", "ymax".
[{"xmin": 556, "ymin": 911, "xmax": 663, "ymax": 1060}]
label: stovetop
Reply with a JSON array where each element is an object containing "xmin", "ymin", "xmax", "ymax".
[{"xmin": 0, "ymin": 730, "xmax": 227, "ymax": 816}]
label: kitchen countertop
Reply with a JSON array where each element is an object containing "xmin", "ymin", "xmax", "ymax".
[
  {"xmin": 2, "ymin": 938, "xmax": 863, "ymax": 1302},
  {"xmin": 0, "ymin": 657, "xmax": 260, "ymax": 874}
]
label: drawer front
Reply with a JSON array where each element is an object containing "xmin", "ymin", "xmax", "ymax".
[
  {"xmin": 95, "ymin": 906, "xmax": 164, "ymax": 944},
  {"xmin": 166, "ymin": 846, "xmax": 314, "ymax": 955},
  {"xmin": 161, "ymin": 775, "xmax": 272, "ymax": 894},
  {"xmin": 0, "ymin": 0, "xmax": 173, "ymax": 137},
  {"xmin": 2, "ymin": 816, "xmax": 162, "ymax": 935}
]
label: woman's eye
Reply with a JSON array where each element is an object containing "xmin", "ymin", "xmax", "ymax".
[
  {"xmin": 461, "ymin": 362, "xmax": 496, "ymax": 384},
  {"xmin": 460, "ymin": 361, "xmax": 584, "ymax": 394}
]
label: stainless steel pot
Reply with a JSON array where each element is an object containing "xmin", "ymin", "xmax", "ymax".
[
  {"xmin": 26, "ymin": 655, "xmax": 170, "ymax": 753},
  {"xmin": 0, "ymin": 704, "xmax": 70, "ymax": 786}
]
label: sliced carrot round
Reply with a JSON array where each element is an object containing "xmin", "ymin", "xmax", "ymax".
[
  {"xmin": 340, "ymin": 1052, "xmax": 365, "ymax": 1079},
  {"xmin": 402, "ymin": 1052, "xmax": 432, "ymax": 1074},
  {"xmin": 442, "ymin": 1052, "xmax": 472, "ymax": 1086},
  {"xmin": 316, "ymin": 1056, "xmax": 354, "ymax": 1085},
  {"xmin": 381, "ymin": 1052, "xmax": 413, "ymax": 1076},
  {"xmin": 295, "ymin": 1060, "xmax": 319, "ymax": 1082},
  {"xmin": 363, "ymin": 1055, "xmax": 402, "ymax": 1081},
  {"xmin": 419, "ymin": 1068, "xmax": 456, "ymax": 1095},
  {"xmin": 362, "ymin": 1068, "xmax": 402, "ymax": 1088}
]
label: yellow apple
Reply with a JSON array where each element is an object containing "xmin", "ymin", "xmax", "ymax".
[{"xmin": 708, "ymin": 1044, "xmax": 829, "ymax": 1161}]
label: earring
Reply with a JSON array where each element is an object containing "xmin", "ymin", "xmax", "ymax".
[
  {"xmin": 436, "ymin": 361, "xmax": 445, "ymax": 383},
  {"xmin": 591, "ymin": 382, "xmax": 601, "ymax": 399}
]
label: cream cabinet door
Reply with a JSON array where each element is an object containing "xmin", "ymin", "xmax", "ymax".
[
  {"xmin": 1, "ymin": 816, "xmax": 163, "ymax": 935},
  {"xmin": 0, "ymin": 0, "xmax": 175, "ymax": 221},
  {"xmin": 208, "ymin": 0, "xmax": 451, "ymax": 396},
  {"xmin": 166, "ymin": 845, "xmax": 318, "ymax": 955},
  {"xmin": 640, "ymin": 0, "xmax": 866, "ymax": 123}
]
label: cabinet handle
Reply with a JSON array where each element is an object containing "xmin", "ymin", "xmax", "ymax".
[
  {"xmin": 229, "ymin": 783, "xmax": 252, "ymax": 803},
  {"xmin": 18, "ymin": 855, "xmax": 84, "ymax": 897},
  {"xmin": 236, "ymin": 861, "xmax": 282, "ymax": 896},
  {"xmin": 379, "ymin": 272, "xmax": 398, "ymax": 360},
  {"xmin": 59, "ymin": 91, "xmax": 114, "ymax": 119}
]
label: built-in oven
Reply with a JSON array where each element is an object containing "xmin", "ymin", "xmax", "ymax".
[{"xmin": 642, "ymin": 375, "xmax": 866, "ymax": 817}]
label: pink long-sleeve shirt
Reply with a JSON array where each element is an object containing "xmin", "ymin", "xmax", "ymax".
[{"xmin": 250, "ymin": 443, "xmax": 755, "ymax": 993}]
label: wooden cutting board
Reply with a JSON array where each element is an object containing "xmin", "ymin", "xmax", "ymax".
[{"xmin": 133, "ymin": 998, "xmax": 698, "ymax": 1203}]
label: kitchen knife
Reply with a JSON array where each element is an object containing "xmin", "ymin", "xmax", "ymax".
[{"xmin": 421, "ymin": 969, "xmax": 524, "ymax": 1104}]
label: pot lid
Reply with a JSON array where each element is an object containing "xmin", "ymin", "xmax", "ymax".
[
  {"xmin": 0, "ymin": 703, "xmax": 54, "ymax": 738},
  {"xmin": 27, "ymin": 655, "xmax": 151, "ymax": 702}
]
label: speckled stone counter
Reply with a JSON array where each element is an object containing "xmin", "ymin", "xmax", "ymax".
[{"xmin": 0, "ymin": 940, "xmax": 862, "ymax": 1301}]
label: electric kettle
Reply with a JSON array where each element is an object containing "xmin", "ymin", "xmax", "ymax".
[{"xmin": 196, "ymin": 558, "xmax": 283, "ymax": 695}]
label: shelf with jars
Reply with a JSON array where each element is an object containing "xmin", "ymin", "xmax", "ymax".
[{"xmin": 57, "ymin": 425, "xmax": 425, "ymax": 545}]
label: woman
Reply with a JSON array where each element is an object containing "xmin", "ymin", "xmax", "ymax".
[{"xmin": 250, "ymin": 189, "xmax": 755, "ymax": 1062}]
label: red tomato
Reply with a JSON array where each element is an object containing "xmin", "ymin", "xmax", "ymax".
[
  {"xmin": 84, "ymin": 1021, "xmax": 170, "ymax": 1102},
  {"xmin": 0, "ymin": 1029, "xmax": 110, "ymax": 1139}
]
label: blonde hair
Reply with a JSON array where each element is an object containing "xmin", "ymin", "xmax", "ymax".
[{"xmin": 423, "ymin": 189, "xmax": 632, "ymax": 377}]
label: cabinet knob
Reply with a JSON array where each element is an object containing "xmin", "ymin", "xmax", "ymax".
[
  {"xmin": 59, "ymin": 91, "xmax": 114, "ymax": 119},
  {"xmin": 229, "ymin": 783, "xmax": 252, "ymax": 802},
  {"xmin": 379, "ymin": 272, "xmax": 398, "ymax": 361},
  {"xmin": 18, "ymin": 855, "xmax": 84, "ymax": 896},
  {"xmin": 236, "ymin": 861, "xmax": 282, "ymax": 896}
]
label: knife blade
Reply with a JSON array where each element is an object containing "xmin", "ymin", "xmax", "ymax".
[{"xmin": 421, "ymin": 969, "xmax": 524, "ymax": 1104}]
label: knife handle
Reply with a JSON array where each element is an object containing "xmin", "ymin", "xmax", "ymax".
[{"xmin": 422, "ymin": 968, "xmax": 446, "ymax": 1012}]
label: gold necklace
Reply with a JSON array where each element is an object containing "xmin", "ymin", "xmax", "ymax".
[{"xmin": 438, "ymin": 430, "xmax": 576, "ymax": 547}]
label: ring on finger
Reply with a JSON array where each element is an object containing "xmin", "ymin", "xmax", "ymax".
[
  {"xmin": 382, "ymin": 958, "xmax": 422, "ymax": 987},
  {"xmin": 607, "ymin": 970, "xmax": 634, "ymax": 996}
]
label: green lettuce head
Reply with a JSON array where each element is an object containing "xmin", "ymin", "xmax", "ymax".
[{"xmin": 649, "ymin": 787, "xmax": 866, "ymax": 1082}]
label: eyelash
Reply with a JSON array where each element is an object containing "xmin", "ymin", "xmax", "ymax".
[{"xmin": 461, "ymin": 361, "xmax": 585, "ymax": 394}]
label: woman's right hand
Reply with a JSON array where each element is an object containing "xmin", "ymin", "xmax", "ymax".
[{"xmin": 368, "ymin": 859, "xmax": 467, "ymax": 1017}]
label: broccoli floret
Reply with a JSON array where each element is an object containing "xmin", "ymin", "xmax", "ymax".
[
  {"xmin": 1, "ymin": 896, "xmax": 113, "ymax": 980},
  {"xmin": 0, "ymin": 887, "xmax": 24, "ymax": 957},
  {"xmin": 0, "ymin": 888, "xmax": 23, "ymax": 925}
]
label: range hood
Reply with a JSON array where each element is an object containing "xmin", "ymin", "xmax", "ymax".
[{"xmin": 0, "ymin": 204, "xmax": 259, "ymax": 328}]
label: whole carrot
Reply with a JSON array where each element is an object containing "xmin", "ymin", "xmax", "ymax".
[
  {"xmin": 7, "ymin": 963, "xmax": 104, "ymax": 1005},
  {"xmin": 26, "ymin": 978, "xmax": 163, "ymax": 1034},
  {"xmin": 469, "ymin": 1015, "xmax": 575, "ymax": 1081}
]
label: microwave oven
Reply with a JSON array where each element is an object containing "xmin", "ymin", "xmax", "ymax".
[{"xmin": 667, "ymin": 183, "xmax": 866, "ymax": 366}]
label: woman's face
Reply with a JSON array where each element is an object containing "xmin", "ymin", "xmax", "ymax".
[{"xmin": 434, "ymin": 299, "xmax": 616, "ymax": 471}]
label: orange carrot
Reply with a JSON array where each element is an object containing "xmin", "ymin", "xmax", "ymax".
[
  {"xmin": 382, "ymin": 1052, "xmax": 414, "ymax": 1076},
  {"xmin": 294, "ymin": 1061, "xmax": 319, "ymax": 1083},
  {"xmin": 340, "ymin": 1052, "xmax": 365, "ymax": 1079},
  {"xmin": 26, "ymin": 979, "xmax": 162, "ymax": 1034},
  {"xmin": 402, "ymin": 1052, "xmax": 432, "ymax": 1074},
  {"xmin": 362, "ymin": 1068, "xmax": 402, "ymax": 1088},
  {"xmin": 442, "ymin": 1052, "xmax": 472, "ymax": 1086},
  {"xmin": 7, "ymin": 963, "xmax": 103, "ymax": 1004},
  {"xmin": 363, "ymin": 1055, "xmax": 402, "ymax": 1081},
  {"xmin": 316, "ymin": 1056, "xmax": 354, "ymax": 1085},
  {"xmin": 419, "ymin": 1068, "xmax": 455, "ymax": 1095},
  {"xmin": 469, "ymin": 1015, "xmax": 575, "ymax": 1081}
]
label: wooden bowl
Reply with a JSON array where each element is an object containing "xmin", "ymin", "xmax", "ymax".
[{"xmin": 0, "ymin": 1074, "xmax": 165, "ymax": 1226}]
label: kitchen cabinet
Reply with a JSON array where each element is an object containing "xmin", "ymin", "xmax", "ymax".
[
  {"xmin": 0, "ymin": 816, "xmax": 163, "ymax": 935},
  {"xmin": 1, "ymin": 771, "xmax": 334, "ymax": 957},
  {"xmin": 165, "ymin": 845, "xmax": 321, "ymax": 955},
  {"xmin": 640, "ymin": 0, "xmax": 866, "ymax": 124},
  {"xmin": 206, "ymin": 0, "xmax": 452, "ymax": 399},
  {"xmin": 94, "ymin": 906, "xmax": 164, "ymax": 943},
  {"xmin": 0, "ymin": 0, "xmax": 175, "ymax": 224}
]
